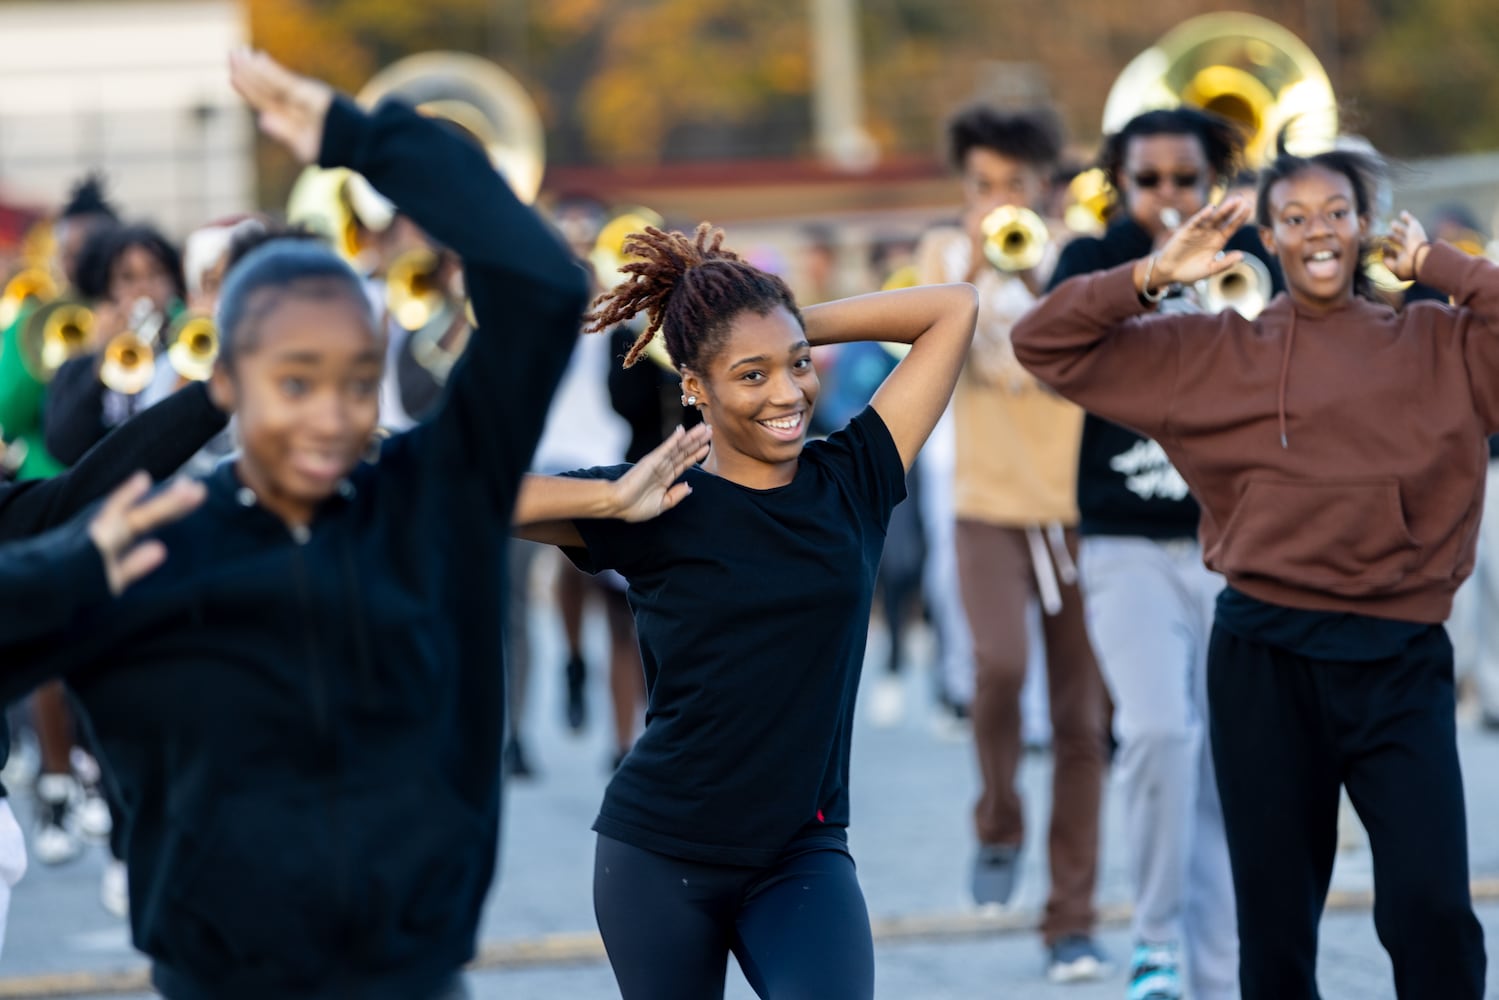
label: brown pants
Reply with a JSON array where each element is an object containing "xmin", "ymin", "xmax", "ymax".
[{"xmin": 955, "ymin": 520, "xmax": 1106, "ymax": 944}]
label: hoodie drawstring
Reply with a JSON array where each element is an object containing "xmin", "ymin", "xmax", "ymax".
[
  {"xmin": 1026, "ymin": 523, "xmax": 1077, "ymax": 616},
  {"xmin": 1277, "ymin": 309, "xmax": 1297, "ymax": 449}
]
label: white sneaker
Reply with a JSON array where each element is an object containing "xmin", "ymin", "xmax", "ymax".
[
  {"xmin": 100, "ymin": 859, "xmax": 128, "ymax": 918},
  {"xmin": 868, "ymin": 675, "xmax": 906, "ymax": 728},
  {"xmin": 32, "ymin": 774, "xmax": 82, "ymax": 865}
]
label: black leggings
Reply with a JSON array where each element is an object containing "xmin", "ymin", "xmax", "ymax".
[
  {"xmin": 593, "ymin": 834, "xmax": 875, "ymax": 1000},
  {"xmin": 1208, "ymin": 624, "xmax": 1486, "ymax": 1000}
]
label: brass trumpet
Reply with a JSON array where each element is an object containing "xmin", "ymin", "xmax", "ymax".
[
  {"xmin": 165, "ymin": 314, "xmax": 218, "ymax": 382},
  {"xmin": 1201, "ymin": 254, "xmax": 1273, "ymax": 319},
  {"xmin": 0, "ymin": 268, "xmax": 59, "ymax": 332},
  {"xmin": 99, "ymin": 300, "xmax": 165, "ymax": 396},
  {"xmin": 1363, "ymin": 237, "xmax": 1413, "ymax": 295},
  {"xmin": 980, "ymin": 206, "xmax": 1050, "ymax": 272},
  {"xmin": 386, "ymin": 248, "xmax": 450, "ymax": 333},
  {"xmin": 18, "ymin": 299, "xmax": 94, "ymax": 382}
]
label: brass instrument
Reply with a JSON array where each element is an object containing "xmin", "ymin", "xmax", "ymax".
[
  {"xmin": 1063, "ymin": 169, "xmax": 1111, "ymax": 235},
  {"xmin": 165, "ymin": 314, "xmax": 218, "ymax": 382},
  {"xmin": 1363, "ymin": 237, "xmax": 1413, "ymax": 295},
  {"xmin": 99, "ymin": 300, "xmax": 164, "ymax": 396},
  {"xmin": 591, "ymin": 208, "xmax": 665, "ymax": 290},
  {"xmin": 1201, "ymin": 254, "xmax": 1273, "ymax": 319},
  {"xmin": 386, "ymin": 248, "xmax": 450, "ymax": 333},
  {"xmin": 1102, "ymin": 12, "xmax": 1338, "ymax": 167},
  {"xmin": 18, "ymin": 299, "xmax": 93, "ymax": 382},
  {"xmin": 288, "ymin": 52, "xmax": 547, "ymax": 266},
  {"xmin": 0, "ymin": 268, "xmax": 59, "ymax": 332},
  {"xmin": 980, "ymin": 206, "xmax": 1050, "ymax": 272}
]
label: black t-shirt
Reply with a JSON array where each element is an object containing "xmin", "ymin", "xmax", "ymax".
[{"xmin": 563, "ymin": 406, "xmax": 907, "ymax": 866}]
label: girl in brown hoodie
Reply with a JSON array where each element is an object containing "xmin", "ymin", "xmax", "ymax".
[{"xmin": 1012, "ymin": 145, "xmax": 1491, "ymax": 1000}]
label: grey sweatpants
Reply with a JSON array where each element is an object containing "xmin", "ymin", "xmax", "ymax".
[{"xmin": 1079, "ymin": 536, "xmax": 1238, "ymax": 1000}]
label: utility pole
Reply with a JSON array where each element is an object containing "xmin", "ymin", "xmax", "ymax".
[{"xmin": 809, "ymin": 0, "xmax": 877, "ymax": 170}]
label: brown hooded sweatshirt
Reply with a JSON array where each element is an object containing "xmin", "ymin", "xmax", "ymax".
[{"xmin": 1012, "ymin": 241, "xmax": 1499, "ymax": 624}]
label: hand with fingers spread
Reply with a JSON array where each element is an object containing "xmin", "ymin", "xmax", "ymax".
[
  {"xmin": 228, "ymin": 47, "xmax": 334, "ymax": 165},
  {"xmin": 1136, "ymin": 196, "xmax": 1255, "ymax": 297},
  {"xmin": 88, "ymin": 473, "xmax": 206, "ymax": 596},
  {"xmin": 1383, "ymin": 211, "xmax": 1432, "ymax": 283},
  {"xmin": 609, "ymin": 424, "xmax": 712, "ymax": 522}
]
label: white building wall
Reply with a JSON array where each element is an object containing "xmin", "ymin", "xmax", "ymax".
[{"xmin": 0, "ymin": 0, "xmax": 253, "ymax": 235}]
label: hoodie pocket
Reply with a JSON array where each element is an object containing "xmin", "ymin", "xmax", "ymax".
[{"xmin": 1210, "ymin": 477, "xmax": 1423, "ymax": 596}]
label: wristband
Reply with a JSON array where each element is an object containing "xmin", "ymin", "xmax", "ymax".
[{"xmin": 1139, "ymin": 254, "xmax": 1170, "ymax": 304}]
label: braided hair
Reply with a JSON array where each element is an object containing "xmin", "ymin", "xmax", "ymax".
[{"xmin": 584, "ymin": 223, "xmax": 803, "ymax": 373}]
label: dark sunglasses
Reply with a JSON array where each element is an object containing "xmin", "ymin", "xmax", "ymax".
[{"xmin": 1130, "ymin": 171, "xmax": 1202, "ymax": 190}]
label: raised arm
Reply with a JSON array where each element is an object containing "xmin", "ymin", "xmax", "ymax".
[
  {"xmin": 802, "ymin": 283, "xmax": 978, "ymax": 470},
  {"xmin": 512, "ymin": 423, "xmax": 712, "ymax": 547},
  {"xmin": 1012, "ymin": 199, "xmax": 1249, "ymax": 438},
  {"xmin": 230, "ymin": 49, "xmax": 590, "ymax": 513},
  {"xmin": 0, "ymin": 381, "xmax": 225, "ymax": 542}
]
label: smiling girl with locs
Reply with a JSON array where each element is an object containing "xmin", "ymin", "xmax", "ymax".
[
  {"xmin": 512, "ymin": 223, "xmax": 976, "ymax": 999},
  {"xmin": 1013, "ymin": 140, "xmax": 1493, "ymax": 999}
]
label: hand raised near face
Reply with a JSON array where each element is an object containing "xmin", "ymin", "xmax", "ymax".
[
  {"xmin": 228, "ymin": 48, "xmax": 335, "ymax": 166},
  {"xmin": 1143, "ymin": 196, "xmax": 1255, "ymax": 291},
  {"xmin": 88, "ymin": 473, "xmax": 206, "ymax": 596},
  {"xmin": 609, "ymin": 424, "xmax": 713, "ymax": 523},
  {"xmin": 1383, "ymin": 211, "xmax": 1431, "ymax": 283}
]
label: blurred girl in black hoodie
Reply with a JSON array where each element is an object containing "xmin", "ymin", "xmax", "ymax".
[{"xmin": 3, "ymin": 49, "xmax": 590, "ymax": 1000}]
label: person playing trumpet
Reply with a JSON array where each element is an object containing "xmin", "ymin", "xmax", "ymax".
[{"xmin": 914, "ymin": 104, "xmax": 1110, "ymax": 982}]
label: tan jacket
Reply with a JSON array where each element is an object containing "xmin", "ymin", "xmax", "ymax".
[
  {"xmin": 1013, "ymin": 242, "xmax": 1499, "ymax": 623},
  {"xmin": 917, "ymin": 226, "xmax": 1083, "ymax": 527}
]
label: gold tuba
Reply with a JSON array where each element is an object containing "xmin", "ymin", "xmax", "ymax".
[
  {"xmin": 980, "ymin": 206, "xmax": 1051, "ymax": 272},
  {"xmin": 1102, "ymin": 13, "xmax": 1338, "ymax": 168},
  {"xmin": 18, "ymin": 299, "xmax": 93, "ymax": 382},
  {"xmin": 1201, "ymin": 254, "xmax": 1273, "ymax": 319},
  {"xmin": 165, "ymin": 313, "xmax": 218, "ymax": 382}
]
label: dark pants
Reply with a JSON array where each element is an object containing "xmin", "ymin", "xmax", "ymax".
[
  {"xmin": 593, "ymin": 834, "xmax": 874, "ymax": 1000},
  {"xmin": 1207, "ymin": 624, "xmax": 1486, "ymax": 1000}
]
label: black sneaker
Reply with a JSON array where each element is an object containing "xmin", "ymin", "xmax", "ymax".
[{"xmin": 564, "ymin": 655, "xmax": 587, "ymax": 733}]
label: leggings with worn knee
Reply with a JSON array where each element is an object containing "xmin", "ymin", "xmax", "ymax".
[{"xmin": 594, "ymin": 833, "xmax": 875, "ymax": 1000}]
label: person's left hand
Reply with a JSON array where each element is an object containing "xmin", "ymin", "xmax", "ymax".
[
  {"xmin": 608, "ymin": 424, "xmax": 712, "ymax": 522},
  {"xmin": 88, "ymin": 473, "xmax": 206, "ymax": 596},
  {"xmin": 1383, "ymin": 211, "xmax": 1431, "ymax": 283},
  {"xmin": 228, "ymin": 48, "xmax": 335, "ymax": 165}
]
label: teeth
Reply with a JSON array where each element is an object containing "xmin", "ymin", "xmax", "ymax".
[
  {"xmin": 1310, "ymin": 251, "xmax": 1336, "ymax": 261},
  {"xmin": 760, "ymin": 414, "xmax": 802, "ymax": 431}
]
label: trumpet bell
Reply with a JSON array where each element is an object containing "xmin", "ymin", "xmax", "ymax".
[
  {"xmin": 1363, "ymin": 239, "xmax": 1413, "ymax": 294},
  {"xmin": 19, "ymin": 299, "xmax": 93, "ymax": 382},
  {"xmin": 0, "ymin": 268, "xmax": 59, "ymax": 331},
  {"xmin": 1102, "ymin": 12, "xmax": 1337, "ymax": 167},
  {"xmin": 981, "ymin": 206, "xmax": 1050, "ymax": 273},
  {"xmin": 591, "ymin": 208, "xmax": 666, "ymax": 290},
  {"xmin": 286, "ymin": 166, "xmax": 373, "ymax": 267},
  {"xmin": 1201, "ymin": 254, "xmax": 1273, "ymax": 319},
  {"xmin": 100, "ymin": 332, "xmax": 156, "ymax": 396},
  {"xmin": 166, "ymin": 315, "xmax": 218, "ymax": 382},
  {"xmin": 386, "ymin": 248, "xmax": 450, "ymax": 332},
  {"xmin": 1063, "ymin": 169, "xmax": 1111, "ymax": 235}
]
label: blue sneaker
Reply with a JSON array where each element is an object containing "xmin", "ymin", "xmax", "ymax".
[
  {"xmin": 1128, "ymin": 941, "xmax": 1182, "ymax": 1000},
  {"xmin": 1047, "ymin": 934, "xmax": 1112, "ymax": 983}
]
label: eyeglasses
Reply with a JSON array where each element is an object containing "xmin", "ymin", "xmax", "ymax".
[{"xmin": 1130, "ymin": 171, "xmax": 1202, "ymax": 190}]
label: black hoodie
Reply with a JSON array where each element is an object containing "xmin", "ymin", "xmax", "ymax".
[
  {"xmin": 1047, "ymin": 217, "xmax": 1283, "ymax": 539},
  {"xmin": 4, "ymin": 96, "xmax": 587, "ymax": 998},
  {"xmin": 0, "ymin": 381, "xmax": 225, "ymax": 795}
]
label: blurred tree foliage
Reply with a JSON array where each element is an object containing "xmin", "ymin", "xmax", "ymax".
[{"xmin": 242, "ymin": 0, "xmax": 1499, "ymax": 201}]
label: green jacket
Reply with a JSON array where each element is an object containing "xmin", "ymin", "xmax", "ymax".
[{"xmin": 0, "ymin": 309, "xmax": 65, "ymax": 481}]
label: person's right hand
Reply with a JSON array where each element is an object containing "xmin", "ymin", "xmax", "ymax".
[
  {"xmin": 608, "ymin": 424, "xmax": 712, "ymax": 523},
  {"xmin": 228, "ymin": 48, "xmax": 335, "ymax": 165},
  {"xmin": 1143, "ymin": 196, "xmax": 1254, "ymax": 291},
  {"xmin": 87, "ymin": 473, "xmax": 206, "ymax": 596}
]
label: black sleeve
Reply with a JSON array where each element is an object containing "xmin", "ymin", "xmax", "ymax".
[
  {"xmin": 44, "ymin": 354, "xmax": 108, "ymax": 466},
  {"xmin": 318, "ymin": 96, "xmax": 591, "ymax": 514},
  {"xmin": 812, "ymin": 406, "xmax": 908, "ymax": 529},
  {"xmin": 0, "ymin": 381, "xmax": 226, "ymax": 543},
  {"xmin": 0, "ymin": 516, "xmax": 109, "ymax": 659},
  {"xmin": 1047, "ymin": 238, "xmax": 1110, "ymax": 292},
  {"xmin": 556, "ymin": 464, "xmax": 660, "ymax": 576}
]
